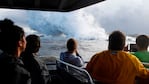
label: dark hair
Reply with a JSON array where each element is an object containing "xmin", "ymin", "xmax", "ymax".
[
  {"xmin": 108, "ymin": 31, "xmax": 126, "ymax": 50},
  {"xmin": 136, "ymin": 35, "xmax": 149, "ymax": 49},
  {"xmin": 25, "ymin": 34, "xmax": 40, "ymax": 53},
  {"xmin": 0, "ymin": 18, "xmax": 25, "ymax": 53},
  {"xmin": 67, "ymin": 38, "xmax": 77, "ymax": 51}
]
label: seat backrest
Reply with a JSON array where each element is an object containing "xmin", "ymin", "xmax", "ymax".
[{"xmin": 56, "ymin": 59, "xmax": 94, "ymax": 84}]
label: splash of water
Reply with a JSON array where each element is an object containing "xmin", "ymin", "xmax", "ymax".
[{"xmin": 27, "ymin": 10, "xmax": 107, "ymax": 40}]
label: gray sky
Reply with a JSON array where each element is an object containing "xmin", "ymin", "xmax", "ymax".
[
  {"xmin": 85, "ymin": 0, "xmax": 149, "ymax": 35},
  {"xmin": 0, "ymin": 0, "xmax": 149, "ymax": 36}
]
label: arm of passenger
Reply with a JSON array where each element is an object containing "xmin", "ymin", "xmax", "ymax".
[
  {"xmin": 132, "ymin": 55, "xmax": 149, "ymax": 78},
  {"xmin": 73, "ymin": 57, "xmax": 84, "ymax": 67},
  {"xmin": 76, "ymin": 51, "xmax": 84, "ymax": 62}
]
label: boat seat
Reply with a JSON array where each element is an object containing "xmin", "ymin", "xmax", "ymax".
[{"xmin": 56, "ymin": 59, "xmax": 94, "ymax": 84}]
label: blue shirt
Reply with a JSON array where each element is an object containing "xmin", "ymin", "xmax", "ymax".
[{"xmin": 60, "ymin": 52, "xmax": 84, "ymax": 67}]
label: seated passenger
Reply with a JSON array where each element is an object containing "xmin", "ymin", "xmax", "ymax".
[
  {"xmin": 60, "ymin": 38, "xmax": 84, "ymax": 67},
  {"xmin": 132, "ymin": 35, "xmax": 149, "ymax": 84},
  {"xmin": 21, "ymin": 34, "xmax": 50, "ymax": 84},
  {"xmin": 133, "ymin": 35, "xmax": 149, "ymax": 68},
  {"xmin": 86, "ymin": 30, "xmax": 149, "ymax": 84},
  {"xmin": 0, "ymin": 18, "xmax": 31, "ymax": 84}
]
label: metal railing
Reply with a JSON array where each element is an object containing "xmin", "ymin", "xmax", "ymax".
[{"xmin": 56, "ymin": 59, "xmax": 94, "ymax": 84}]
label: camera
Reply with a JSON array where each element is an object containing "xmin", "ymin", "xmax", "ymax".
[
  {"xmin": 129, "ymin": 44, "xmax": 138, "ymax": 52},
  {"xmin": 124, "ymin": 44, "xmax": 138, "ymax": 52}
]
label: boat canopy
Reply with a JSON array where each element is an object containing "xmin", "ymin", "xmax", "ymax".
[{"xmin": 0, "ymin": 0, "xmax": 105, "ymax": 12}]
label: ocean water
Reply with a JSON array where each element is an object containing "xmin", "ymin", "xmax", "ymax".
[
  {"xmin": 38, "ymin": 38, "xmax": 108, "ymax": 61},
  {"xmin": 37, "ymin": 34, "xmax": 141, "ymax": 63},
  {"xmin": 38, "ymin": 37, "xmax": 138, "ymax": 62}
]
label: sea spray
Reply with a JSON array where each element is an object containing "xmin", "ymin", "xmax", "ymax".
[{"xmin": 27, "ymin": 10, "xmax": 107, "ymax": 40}]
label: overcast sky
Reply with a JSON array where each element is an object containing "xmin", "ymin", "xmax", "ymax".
[
  {"xmin": 0, "ymin": 0, "xmax": 149, "ymax": 35},
  {"xmin": 85, "ymin": 0, "xmax": 149, "ymax": 35}
]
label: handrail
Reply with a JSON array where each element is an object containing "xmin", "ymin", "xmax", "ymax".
[
  {"xmin": 46, "ymin": 62, "xmax": 56, "ymax": 65},
  {"xmin": 142, "ymin": 62, "xmax": 149, "ymax": 67},
  {"xmin": 56, "ymin": 59, "xmax": 94, "ymax": 84}
]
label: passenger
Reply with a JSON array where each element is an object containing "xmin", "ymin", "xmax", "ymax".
[
  {"xmin": 133, "ymin": 35, "xmax": 149, "ymax": 84},
  {"xmin": 86, "ymin": 30, "xmax": 149, "ymax": 84},
  {"xmin": 60, "ymin": 38, "xmax": 84, "ymax": 67},
  {"xmin": 21, "ymin": 34, "xmax": 51, "ymax": 84},
  {"xmin": 0, "ymin": 18, "xmax": 31, "ymax": 84},
  {"xmin": 133, "ymin": 35, "xmax": 149, "ymax": 68}
]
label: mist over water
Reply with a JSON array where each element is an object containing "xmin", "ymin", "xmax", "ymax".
[
  {"xmin": 27, "ymin": 10, "xmax": 108, "ymax": 40},
  {"xmin": 26, "ymin": 10, "xmax": 110, "ymax": 61},
  {"xmin": 0, "ymin": 0, "xmax": 149, "ymax": 36}
]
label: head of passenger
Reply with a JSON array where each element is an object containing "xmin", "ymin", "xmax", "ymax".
[
  {"xmin": 0, "ymin": 18, "xmax": 26, "ymax": 56},
  {"xmin": 67, "ymin": 38, "xmax": 77, "ymax": 52},
  {"xmin": 25, "ymin": 34, "xmax": 40, "ymax": 53},
  {"xmin": 136, "ymin": 35, "xmax": 149, "ymax": 51},
  {"xmin": 108, "ymin": 31, "xmax": 126, "ymax": 51}
]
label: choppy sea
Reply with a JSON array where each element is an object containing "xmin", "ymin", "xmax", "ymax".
[{"xmin": 38, "ymin": 39, "xmax": 108, "ymax": 62}]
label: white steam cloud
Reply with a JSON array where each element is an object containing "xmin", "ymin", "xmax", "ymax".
[{"xmin": 27, "ymin": 10, "xmax": 107, "ymax": 40}]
